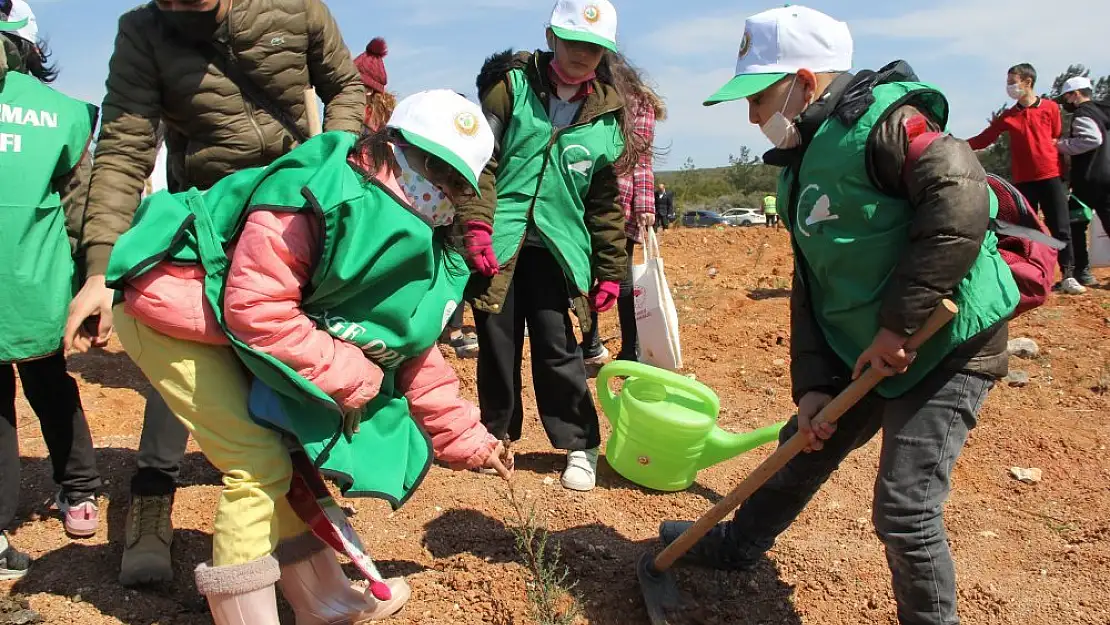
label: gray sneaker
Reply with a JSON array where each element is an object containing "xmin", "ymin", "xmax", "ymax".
[
  {"xmin": 0, "ymin": 533, "xmax": 30, "ymax": 581},
  {"xmin": 119, "ymin": 494, "xmax": 175, "ymax": 586}
]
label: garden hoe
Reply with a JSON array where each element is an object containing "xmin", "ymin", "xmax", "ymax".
[{"xmin": 636, "ymin": 300, "xmax": 959, "ymax": 624}]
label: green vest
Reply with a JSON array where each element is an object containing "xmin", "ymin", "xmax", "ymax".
[
  {"xmin": 0, "ymin": 72, "xmax": 96, "ymax": 362},
  {"xmin": 779, "ymin": 82, "xmax": 1019, "ymax": 398},
  {"xmin": 107, "ymin": 132, "xmax": 471, "ymax": 507},
  {"xmin": 762, "ymin": 195, "xmax": 778, "ymax": 215},
  {"xmin": 492, "ymin": 68, "xmax": 624, "ymax": 295}
]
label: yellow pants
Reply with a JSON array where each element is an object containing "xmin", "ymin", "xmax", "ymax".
[{"xmin": 115, "ymin": 305, "xmax": 308, "ymax": 566}]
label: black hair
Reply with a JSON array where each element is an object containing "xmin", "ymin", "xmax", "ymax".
[
  {"xmin": 1008, "ymin": 63, "xmax": 1037, "ymax": 87},
  {"xmin": 2, "ymin": 33, "xmax": 58, "ymax": 83}
]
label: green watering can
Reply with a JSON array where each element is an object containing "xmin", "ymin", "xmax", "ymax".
[{"xmin": 597, "ymin": 361, "xmax": 784, "ymax": 492}]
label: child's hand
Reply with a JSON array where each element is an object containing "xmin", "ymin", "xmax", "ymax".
[
  {"xmin": 343, "ymin": 408, "xmax": 363, "ymax": 440},
  {"xmin": 482, "ymin": 441, "xmax": 514, "ymax": 480}
]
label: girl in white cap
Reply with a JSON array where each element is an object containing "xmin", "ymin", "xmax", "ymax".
[
  {"xmin": 459, "ymin": 0, "xmax": 647, "ymax": 492},
  {"xmin": 104, "ymin": 91, "xmax": 512, "ymax": 624}
]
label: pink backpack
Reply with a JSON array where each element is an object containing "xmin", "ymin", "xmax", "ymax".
[{"xmin": 906, "ymin": 130, "xmax": 1063, "ymax": 317}]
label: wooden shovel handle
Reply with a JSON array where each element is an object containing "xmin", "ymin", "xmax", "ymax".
[
  {"xmin": 652, "ymin": 299, "xmax": 958, "ymax": 573},
  {"xmin": 304, "ymin": 88, "xmax": 323, "ymax": 138}
]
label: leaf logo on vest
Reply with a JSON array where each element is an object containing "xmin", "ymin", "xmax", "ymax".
[
  {"xmin": 582, "ymin": 3, "xmax": 601, "ymax": 24},
  {"xmin": 797, "ymin": 184, "xmax": 839, "ymax": 238},
  {"xmin": 561, "ymin": 144, "xmax": 593, "ymax": 178},
  {"xmin": 313, "ymin": 312, "xmax": 406, "ymax": 369},
  {"xmin": 454, "ymin": 111, "xmax": 480, "ymax": 137}
]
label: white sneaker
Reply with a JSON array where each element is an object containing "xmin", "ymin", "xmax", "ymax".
[
  {"xmin": 583, "ymin": 345, "xmax": 610, "ymax": 367},
  {"xmin": 560, "ymin": 448, "xmax": 599, "ymax": 492},
  {"xmin": 1059, "ymin": 277, "xmax": 1088, "ymax": 295}
]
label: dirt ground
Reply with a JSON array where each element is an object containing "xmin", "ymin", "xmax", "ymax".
[{"xmin": 3, "ymin": 227, "xmax": 1108, "ymax": 625}]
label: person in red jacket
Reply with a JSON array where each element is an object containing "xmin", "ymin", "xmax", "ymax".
[{"xmin": 968, "ymin": 63, "xmax": 1085, "ymax": 295}]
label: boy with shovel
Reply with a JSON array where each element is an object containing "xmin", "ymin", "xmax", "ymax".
[{"xmin": 658, "ymin": 6, "xmax": 1019, "ymax": 625}]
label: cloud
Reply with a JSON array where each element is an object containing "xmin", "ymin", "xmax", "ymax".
[
  {"xmin": 853, "ymin": 0, "xmax": 1110, "ymax": 70},
  {"xmin": 637, "ymin": 11, "xmax": 747, "ymax": 58},
  {"xmin": 398, "ymin": 0, "xmax": 534, "ymax": 26}
]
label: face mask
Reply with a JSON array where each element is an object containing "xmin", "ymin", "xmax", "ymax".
[
  {"xmin": 394, "ymin": 146, "xmax": 455, "ymax": 226},
  {"xmin": 761, "ymin": 77, "xmax": 805, "ymax": 150},
  {"xmin": 160, "ymin": 5, "xmax": 223, "ymax": 43},
  {"xmin": 550, "ymin": 58, "xmax": 595, "ymax": 86},
  {"xmin": 1006, "ymin": 83, "xmax": 1024, "ymax": 100}
]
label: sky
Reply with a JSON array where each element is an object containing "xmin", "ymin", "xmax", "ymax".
[{"xmin": 32, "ymin": 0, "xmax": 1110, "ymax": 170}]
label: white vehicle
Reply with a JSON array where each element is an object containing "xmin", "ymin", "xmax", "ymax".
[{"xmin": 720, "ymin": 208, "xmax": 766, "ymax": 227}]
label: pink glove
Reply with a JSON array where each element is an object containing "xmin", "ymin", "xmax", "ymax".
[
  {"xmin": 465, "ymin": 221, "xmax": 500, "ymax": 277},
  {"xmin": 590, "ymin": 280, "xmax": 620, "ymax": 312}
]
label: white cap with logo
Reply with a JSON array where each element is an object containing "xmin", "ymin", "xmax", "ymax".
[
  {"xmin": 549, "ymin": 0, "xmax": 618, "ymax": 53},
  {"xmin": 387, "ymin": 90, "xmax": 495, "ymax": 196},
  {"xmin": 1060, "ymin": 76, "xmax": 1093, "ymax": 95},
  {"xmin": 0, "ymin": 0, "xmax": 37, "ymax": 44},
  {"xmin": 705, "ymin": 5, "xmax": 852, "ymax": 106}
]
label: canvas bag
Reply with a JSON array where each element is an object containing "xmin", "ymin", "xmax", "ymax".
[
  {"xmin": 633, "ymin": 227, "xmax": 682, "ymax": 370},
  {"xmin": 1092, "ymin": 215, "xmax": 1110, "ymax": 268}
]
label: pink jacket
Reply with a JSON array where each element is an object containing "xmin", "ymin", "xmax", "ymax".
[{"xmin": 124, "ymin": 163, "xmax": 497, "ymax": 469}]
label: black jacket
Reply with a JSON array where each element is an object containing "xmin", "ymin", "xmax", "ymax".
[
  {"xmin": 766, "ymin": 61, "xmax": 1009, "ymax": 404},
  {"xmin": 1070, "ymin": 100, "xmax": 1110, "ymax": 204},
  {"xmin": 654, "ymin": 190, "xmax": 675, "ymax": 221}
]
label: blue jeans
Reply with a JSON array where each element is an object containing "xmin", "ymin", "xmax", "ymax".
[{"xmin": 723, "ymin": 368, "xmax": 993, "ymax": 625}]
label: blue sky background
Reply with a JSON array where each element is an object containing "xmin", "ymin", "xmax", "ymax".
[{"xmin": 35, "ymin": 0, "xmax": 1110, "ymax": 169}]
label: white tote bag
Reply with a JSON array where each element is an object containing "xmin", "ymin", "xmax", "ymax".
[
  {"xmin": 633, "ymin": 227, "xmax": 683, "ymax": 370},
  {"xmin": 1091, "ymin": 216, "xmax": 1110, "ymax": 268}
]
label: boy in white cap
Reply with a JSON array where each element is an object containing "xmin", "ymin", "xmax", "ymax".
[
  {"xmin": 659, "ymin": 6, "xmax": 1020, "ymax": 624},
  {"xmin": 1, "ymin": 0, "xmax": 103, "ymax": 579},
  {"xmin": 457, "ymin": 0, "xmax": 649, "ymax": 492},
  {"xmin": 105, "ymin": 93, "xmax": 511, "ymax": 624},
  {"xmin": 1058, "ymin": 75, "xmax": 1110, "ymax": 286}
]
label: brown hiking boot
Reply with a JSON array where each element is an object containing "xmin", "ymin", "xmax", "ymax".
[{"xmin": 119, "ymin": 494, "xmax": 174, "ymax": 586}]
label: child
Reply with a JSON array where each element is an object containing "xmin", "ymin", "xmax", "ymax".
[
  {"xmin": 0, "ymin": 0, "xmax": 103, "ymax": 581},
  {"xmin": 459, "ymin": 0, "xmax": 648, "ymax": 492},
  {"xmin": 106, "ymin": 91, "xmax": 510, "ymax": 624},
  {"xmin": 353, "ymin": 36, "xmax": 395, "ymax": 132},
  {"xmin": 660, "ymin": 7, "xmax": 1019, "ymax": 624},
  {"xmin": 582, "ymin": 51, "xmax": 666, "ymax": 365},
  {"xmin": 968, "ymin": 63, "xmax": 1083, "ymax": 294}
]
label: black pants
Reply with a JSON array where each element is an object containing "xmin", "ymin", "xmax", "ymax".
[
  {"xmin": 130, "ymin": 389, "xmax": 189, "ymax": 497},
  {"xmin": 0, "ymin": 352, "xmax": 101, "ymax": 529},
  {"xmin": 1016, "ymin": 178, "xmax": 1074, "ymax": 277},
  {"xmin": 474, "ymin": 246, "xmax": 601, "ymax": 450},
  {"xmin": 766, "ymin": 214, "xmax": 779, "ymax": 228},
  {"xmin": 583, "ymin": 239, "xmax": 638, "ymax": 360},
  {"xmin": 1072, "ymin": 221, "xmax": 1091, "ymax": 276}
]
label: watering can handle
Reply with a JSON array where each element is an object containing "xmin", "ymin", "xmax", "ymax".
[{"xmin": 596, "ymin": 361, "xmax": 719, "ymax": 426}]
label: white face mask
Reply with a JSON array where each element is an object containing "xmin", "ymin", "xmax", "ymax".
[
  {"xmin": 1006, "ymin": 83, "xmax": 1024, "ymax": 100},
  {"xmin": 761, "ymin": 77, "xmax": 804, "ymax": 150},
  {"xmin": 394, "ymin": 146, "xmax": 455, "ymax": 226}
]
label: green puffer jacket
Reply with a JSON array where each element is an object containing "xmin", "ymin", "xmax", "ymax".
[{"xmin": 81, "ymin": 0, "xmax": 365, "ymax": 277}]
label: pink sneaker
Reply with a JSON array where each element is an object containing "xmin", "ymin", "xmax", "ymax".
[{"xmin": 57, "ymin": 494, "xmax": 99, "ymax": 538}]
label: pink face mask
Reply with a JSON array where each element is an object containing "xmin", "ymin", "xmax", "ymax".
[{"xmin": 550, "ymin": 58, "xmax": 595, "ymax": 86}]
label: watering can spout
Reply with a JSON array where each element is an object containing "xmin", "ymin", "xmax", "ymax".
[{"xmin": 695, "ymin": 422, "xmax": 784, "ymax": 471}]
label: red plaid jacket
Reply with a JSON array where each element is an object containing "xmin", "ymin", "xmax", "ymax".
[{"xmin": 620, "ymin": 97, "xmax": 657, "ymax": 243}]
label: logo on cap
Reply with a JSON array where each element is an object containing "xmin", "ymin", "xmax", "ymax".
[
  {"xmin": 454, "ymin": 112, "xmax": 480, "ymax": 137},
  {"xmin": 583, "ymin": 3, "xmax": 601, "ymax": 23},
  {"xmin": 738, "ymin": 30, "xmax": 752, "ymax": 60}
]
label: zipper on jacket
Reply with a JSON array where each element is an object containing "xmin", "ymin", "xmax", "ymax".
[{"xmin": 226, "ymin": 41, "xmax": 267, "ymax": 159}]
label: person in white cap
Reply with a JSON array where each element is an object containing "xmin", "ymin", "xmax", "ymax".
[
  {"xmin": 1, "ymin": 0, "xmax": 104, "ymax": 580},
  {"xmin": 103, "ymin": 93, "xmax": 512, "ymax": 624},
  {"xmin": 1058, "ymin": 75, "xmax": 1110, "ymax": 287},
  {"xmin": 458, "ymin": 0, "xmax": 646, "ymax": 493},
  {"xmin": 659, "ymin": 7, "xmax": 1021, "ymax": 624}
]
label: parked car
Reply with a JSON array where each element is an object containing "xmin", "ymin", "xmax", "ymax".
[
  {"xmin": 682, "ymin": 210, "xmax": 728, "ymax": 228},
  {"xmin": 720, "ymin": 208, "xmax": 767, "ymax": 227}
]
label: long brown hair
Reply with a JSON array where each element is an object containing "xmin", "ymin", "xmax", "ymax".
[
  {"xmin": 363, "ymin": 90, "xmax": 398, "ymax": 132},
  {"xmin": 602, "ymin": 52, "xmax": 666, "ymax": 174}
]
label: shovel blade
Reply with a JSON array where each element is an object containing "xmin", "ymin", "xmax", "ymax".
[{"xmin": 637, "ymin": 551, "xmax": 680, "ymax": 625}]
